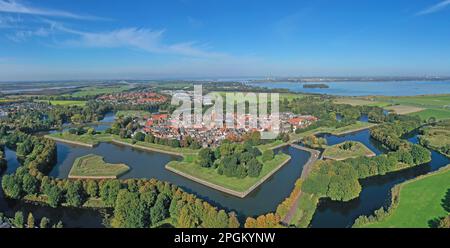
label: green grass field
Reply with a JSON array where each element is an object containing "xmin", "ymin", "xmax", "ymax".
[
  {"xmin": 419, "ymin": 123, "xmax": 450, "ymax": 155},
  {"xmin": 70, "ymin": 85, "xmax": 133, "ymax": 97},
  {"xmin": 323, "ymin": 141, "xmax": 375, "ymax": 161},
  {"xmin": 334, "ymin": 98, "xmax": 391, "ymax": 107},
  {"xmin": 35, "ymin": 100, "xmax": 87, "ymax": 106},
  {"xmin": 385, "ymin": 105, "xmax": 424, "ymax": 115},
  {"xmin": 69, "ymin": 154, "xmax": 130, "ymax": 179},
  {"xmin": 166, "ymin": 152, "xmax": 291, "ymax": 192},
  {"xmin": 374, "ymin": 94, "xmax": 450, "ymax": 121},
  {"xmin": 115, "ymin": 110, "xmax": 153, "ymax": 118},
  {"xmin": 408, "ymin": 108, "xmax": 450, "ymax": 121},
  {"xmin": 363, "ymin": 166, "xmax": 450, "ymax": 228},
  {"xmin": 47, "ymin": 132, "xmax": 112, "ymax": 146},
  {"xmin": 378, "ymin": 94, "xmax": 450, "ymax": 108}
]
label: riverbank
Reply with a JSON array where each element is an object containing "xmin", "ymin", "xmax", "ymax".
[
  {"xmin": 290, "ymin": 121, "xmax": 376, "ymax": 142},
  {"xmin": 281, "ymin": 144, "xmax": 320, "ymax": 226},
  {"xmin": 322, "ymin": 141, "xmax": 376, "ymax": 161},
  {"xmin": 45, "ymin": 132, "xmax": 198, "ymax": 156},
  {"xmin": 68, "ymin": 154, "xmax": 130, "ymax": 179},
  {"xmin": 355, "ymin": 165, "xmax": 450, "ymax": 228},
  {"xmin": 45, "ymin": 135, "xmax": 95, "ymax": 148}
]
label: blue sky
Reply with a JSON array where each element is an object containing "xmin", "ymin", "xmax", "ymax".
[{"xmin": 1, "ymin": 0, "xmax": 450, "ymax": 81}]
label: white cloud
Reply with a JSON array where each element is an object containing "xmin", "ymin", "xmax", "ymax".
[
  {"xmin": 49, "ymin": 22, "xmax": 228, "ymax": 59},
  {"xmin": 6, "ymin": 27, "xmax": 50, "ymax": 42},
  {"xmin": 0, "ymin": 0, "xmax": 105, "ymax": 20},
  {"xmin": 416, "ymin": 0, "xmax": 450, "ymax": 16}
]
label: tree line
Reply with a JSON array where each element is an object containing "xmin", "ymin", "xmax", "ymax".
[
  {"xmin": 196, "ymin": 140, "xmax": 274, "ymax": 179},
  {"xmin": 0, "ymin": 211, "xmax": 63, "ymax": 228},
  {"xmin": 0, "ymin": 132, "xmax": 240, "ymax": 228},
  {"xmin": 301, "ymin": 143, "xmax": 431, "ymax": 202}
]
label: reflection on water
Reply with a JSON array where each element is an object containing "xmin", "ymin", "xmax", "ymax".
[
  {"xmin": 247, "ymin": 81, "xmax": 450, "ymax": 96},
  {"xmin": 310, "ymin": 130, "xmax": 450, "ymax": 228},
  {"xmin": 1, "ymin": 141, "xmax": 311, "ymax": 226},
  {"xmin": 2, "ymin": 122, "xmax": 447, "ymax": 228}
]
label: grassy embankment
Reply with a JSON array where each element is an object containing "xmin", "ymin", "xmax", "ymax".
[
  {"xmin": 357, "ymin": 165, "xmax": 450, "ymax": 228},
  {"xmin": 166, "ymin": 147, "xmax": 291, "ymax": 196},
  {"xmin": 115, "ymin": 110, "xmax": 153, "ymax": 118},
  {"xmin": 322, "ymin": 141, "xmax": 376, "ymax": 161},
  {"xmin": 46, "ymin": 132, "xmax": 198, "ymax": 156},
  {"xmin": 69, "ymin": 154, "xmax": 130, "ymax": 179}
]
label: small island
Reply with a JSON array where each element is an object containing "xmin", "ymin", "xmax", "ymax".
[
  {"xmin": 69, "ymin": 154, "xmax": 130, "ymax": 179},
  {"xmin": 323, "ymin": 141, "xmax": 376, "ymax": 161},
  {"xmin": 303, "ymin": 83, "xmax": 330, "ymax": 89}
]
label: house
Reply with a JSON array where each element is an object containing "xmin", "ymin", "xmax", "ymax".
[{"xmin": 288, "ymin": 115, "xmax": 318, "ymax": 130}]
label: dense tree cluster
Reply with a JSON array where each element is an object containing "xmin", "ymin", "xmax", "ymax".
[
  {"xmin": 0, "ymin": 100, "xmax": 111, "ymax": 133},
  {"xmin": 370, "ymin": 114, "xmax": 422, "ymax": 151},
  {"xmin": 302, "ymin": 160, "xmax": 362, "ymax": 201},
  {"xmin": 3, "ymin": 131, "xmax": 57, "ymax": 174},
  {"xmin": 301, "ymin": 135, "xmax": 327, "ymax": 149},
  {"xmin": 302, "ymin": 143, "xmax": 431, "ymax": 202},
  {"xmin": 419, "ymin": 120, "xmax": 450, "ymax": 157},
  {"xmin": 196, "ymin": 141, "xmax": 268, "ymax": 179},
  {"xmin": 285, "ymin": 96, "xmax": 384, "ymax": 133},
  {"xmin": 0, "ymin": 211, "xmax": 63, "ymax": 228},
  {"xmin": 2, "ymin": 159, "xmax": 240, "ymax": 228},
  {"xmin": 275, "ymin": 179, "xmax": 302, "ymax": 220},
  {"xmin": 0, "ymin": 144, "xmax": 6, "ymax": 174},
  {"xmin": 244, "ymin": 213, "xmax": 281, "ymax": 228}
]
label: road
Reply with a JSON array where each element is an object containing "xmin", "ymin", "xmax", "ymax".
[{"xmin": 281, "ymin": 144, "xmax": 321, "ymax": 225}]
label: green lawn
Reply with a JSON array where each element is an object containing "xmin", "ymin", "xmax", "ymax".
[
  {"xmin": 166, "ymin": 153, "xmax": 291, "ymax": 193},
  {"xmin": 408, "ymin": 108, "xmax": 450, "ymax": 121},
  {"xmin": 334, "ymin": 98, "xmax": 391, "ymax": 107},
  {"xmin": 371, "ymin": 94, "xmax": 450, "ymax": 121},
  {"xmin": 385, "ymin": 105, "xmax": 424, "ymax": 115},
  {"xmin": 116, "ymin": 137, "xmax": 199, "ymax": 156},
  {"xmin": 323, "ymin": 141, "xmax": 375, "ymax": 161},
  {"xmin": 378, "ymin": 94, "xmax": 450, "ymax": 109},
  {"xmin": 115, "ymin": 110, "xmax": 153, "ymax": 118},
  {"xmin": 35, "ymin": 100, "xmax": 86, "ymax": 106},
  {"xmin": 363, "ymin": 166, "xmax": 450, "ymax": 228},
  {"xmin": 69, "ymin": 154, "xmax": 130, "ymax": 179},
  {"xmin": 290, "ymin": 192, "xmax": 319, "ymax": 227},
  {"xmin": 47, "ymin": 132, "xmax": 112, "ymax": 146},
  {"xmin": 70, "ymin": 85, "xmax": 133, "ymax": 97}
]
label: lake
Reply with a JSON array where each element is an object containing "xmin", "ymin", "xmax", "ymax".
[
  {"xmin": 309, "ymin": 130, "xmax": 450, "ymax": 228},
  {"xmin": 247, "ymin": 81, "xmax": 450, "ymax": 96},
  {"xmin": 0, "ymin": 142, "xmax": 311, "ymax": 226},
  {"xmin": 1, "ymin": 125, "xmax": 448, "ymax": 228}
]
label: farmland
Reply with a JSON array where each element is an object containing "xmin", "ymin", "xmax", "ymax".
[
  {"xmin": 35, "ymin": 100, "xmax": 86, "ymax": 106},
  {"xmin": 361, "ymin": 166, "xmax": 450, "ymax": 228}
]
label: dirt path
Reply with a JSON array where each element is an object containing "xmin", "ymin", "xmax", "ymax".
[{"xmin": 281, "ymin": 144, "xmax": 320, "ymax": 225}]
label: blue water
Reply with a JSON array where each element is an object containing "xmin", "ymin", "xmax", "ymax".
[
  {"xmin": 310, "ymin": 130, "xmax": 450, "ymax": 228},
  {"xmin": 247, "ymin": 81, "xmax": 450, "ymax": 96}
]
